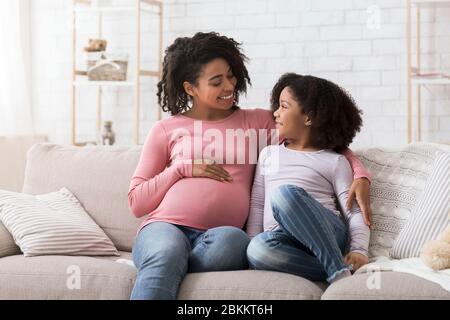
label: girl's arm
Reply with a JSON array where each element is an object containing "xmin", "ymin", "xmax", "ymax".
[
  {"xmin": 333, "ymin": 156, "xmax": 370, "ymax": 257},
  {"xmin": 246, "ymin": 149, "xmax": 267, "ymax": 239},
  {"xmin": 128, "ymin": 122, "xmax": 192, "ymax": 218}
]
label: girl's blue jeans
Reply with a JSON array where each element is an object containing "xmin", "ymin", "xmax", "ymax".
[
  {"xmin": 130, "ymin": 221, "xmax": 250, "ymax": 300},
  {"xmin": 247, "ymin": 184, "xmax": 352, "ymax": 283}
]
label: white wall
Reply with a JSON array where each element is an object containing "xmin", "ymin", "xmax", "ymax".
[{"xmin": 31, "ymin": 0, "xmax": 450, "ymax": 147}]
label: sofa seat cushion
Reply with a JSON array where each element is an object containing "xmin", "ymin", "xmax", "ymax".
[
  {"xmin": 321, "ymin": 272, "xmax": 450, "ymax": 300},
  {"xmin": 0, "ymin": 251, "xmax": 136, "ymax": 299},
  {"xmin": 0, "ymin": 252, "xmax": 326, "ymax": 300},
  {"xmin": 178, "ymin": 270, "xmax": 326, "ymax": 300}
]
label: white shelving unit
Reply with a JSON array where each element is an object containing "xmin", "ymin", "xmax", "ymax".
[
  {"xmin": 74, "ymin": 6, "xmax": 159, "ymax": 14},
  {"xmin": 73, "ymin": 80, "xmax": 136, "ymax": 87},
  {"xmin": 411, "ymin": 76, "xmax": 450, "ymax": 85},
  {"xmin": 406, "ymin": 0, "xmax": 450, "ymax": 143},
  {"xmin": 71, "ymin": 0, "xmax": 163, "ymax": 146}
]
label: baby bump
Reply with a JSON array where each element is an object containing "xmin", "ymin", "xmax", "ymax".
[{"xmin": 159, "ymin": 178, "xmax": 251, "ymax": 228}]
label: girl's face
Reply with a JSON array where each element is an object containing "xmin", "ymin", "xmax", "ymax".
[
  {"xmin": 273, "ymin": 87, "xmax": 311, "ymax": 141},
  {"xmin": 184, "ymin": 58, "xmax": 237, "ymax": 111}
]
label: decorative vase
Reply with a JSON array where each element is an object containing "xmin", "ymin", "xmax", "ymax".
[{"xmin": 101, "ymin": 121, "xmax": 115, "ymax": 145}]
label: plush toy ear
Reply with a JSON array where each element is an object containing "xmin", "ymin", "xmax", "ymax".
[
  {"xmin": 441, "ymin": 214, "xmax": 450, "ymax": 242},
  {"xmin": 440, "ymin": 225, "xmax": 450, "ymax": 243}
]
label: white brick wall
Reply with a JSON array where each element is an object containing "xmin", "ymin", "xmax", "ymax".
[{"xmin": 31, "ymin": 0, "xmax": 450, "ymax": 147}]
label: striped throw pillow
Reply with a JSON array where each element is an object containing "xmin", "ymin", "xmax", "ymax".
[
  {"xmin": 390, "ymin": 151, "xmax": 450, "ymax": 259},
  {"xmin": 0, "ymin": 187, "xmax": 119, "ymax": 257}
]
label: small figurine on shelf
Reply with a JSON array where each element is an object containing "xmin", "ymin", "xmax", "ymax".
[
  {"xmin": 101, "ymin": 121, "xmax": 115, "ymax": 146},
  {"xmin": 84, "ymin": 38, "xmax": 107, "ymax": 52}
]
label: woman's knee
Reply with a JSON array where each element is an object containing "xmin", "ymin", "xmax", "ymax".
[
  {"xmin": 132, "ymin": 222, "xmax": 190, "ymax": 268},
  {"xmin": 191, "ymin": 227, "xmax": 249, "ymax": 271},
  {"xmin": 210, "ymin": 226, "xmax": 250, "ymax": 252}
]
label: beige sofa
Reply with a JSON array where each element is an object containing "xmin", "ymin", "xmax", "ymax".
[
  {"xmin": 0, "ymin": 135, "xmax": 47, "ymax": 192},
  {"xmin": 0, "ymin": 143, "xmax": 449, "ymax": 300}
]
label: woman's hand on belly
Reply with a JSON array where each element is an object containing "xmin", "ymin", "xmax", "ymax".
[{"xmin": 192, "ymin": 159, "xmax": 233, "ymax": 182}]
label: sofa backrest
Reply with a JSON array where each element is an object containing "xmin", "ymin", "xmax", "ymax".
[
  {"xmin": 22, "ymin": 142, "xmax": 449, "ymax": 255},
  {"xmin": 22, "ymin": 143, "xmax": 145, "ymax": 251}
]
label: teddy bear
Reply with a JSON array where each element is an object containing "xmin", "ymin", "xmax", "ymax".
[
  {"xmin": 420, "ymin": 213, "xmax": 450, "ymax": 270},
  {"xmin": 84, "ymin": 38, "xmax": 107, "ymax": 52}
]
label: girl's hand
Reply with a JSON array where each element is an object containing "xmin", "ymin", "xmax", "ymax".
[
  {"xmin": 344, "ymin": 252, "xmax": 369, "ymax": 273},
  {"xmin": 346, "ymin": 177, "xmax": 372, "ymax": 229},
  {"xmin": 192, "ymin": 159, "xmax": 233, "ymax": 182}
]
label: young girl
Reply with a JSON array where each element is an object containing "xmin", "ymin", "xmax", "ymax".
[
  {"xmin": 246, "ymin": 73, "xmax": 371, "ymax": 284},
  {"xmin": 128, "ymin": 33, "xmax": 371, "ymax": 300}
]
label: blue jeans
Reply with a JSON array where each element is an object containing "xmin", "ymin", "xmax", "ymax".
[
  {"xmin": 130, "ymin": 221, "xmax": 250, "ymax": 300},
  {"xmin": 247, "ymin": 185, "xmax": 351, "ymax": 283}
]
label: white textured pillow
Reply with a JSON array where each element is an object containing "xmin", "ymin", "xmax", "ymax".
[
  {"xmin": 390, "ymin": 151, "xmax": 450, "ymax": 259},
  {"xmin": 0, "ymin": 187, "xmax": 120, "ymax": 257},
  {"xmin": 355, "ymin": 143, "xmax": 446, "ymax": 259}
]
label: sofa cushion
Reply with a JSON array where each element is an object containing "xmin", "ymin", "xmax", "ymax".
[
  {"xmin": 0, "ymin": 251, "xmax": 326, "ymax": 300},
  {"xmin": 390, "ymin": 151, "xmax": 450, "ymax": 258},
  {"xmin": 321, "ymin": 272, "xmax": 450, "ymax": 300},
  {"xmin": 22, "ymin": 143, "xmax": 146, "ymax": 251},
  {"xmin": 98, "ymin": 257, "xmax": 328, "ymax": 300},
  {"xmin": 355, "ymin": 143, "xmax": 447, "ymax": 259},
  {"xmin": 0, "ymin": 251, "xmax": 136, "ymax": 299},
  {"xmin": 0, "ymin": 187, "xmax": 119, "ymax": 257},
  {"xmin": 178, "ymin": 270, "xmax": 326, "ymax": 300},
  {"xmin": 101, "ymin": 258, "xmax": 328, "ymax": 300}
]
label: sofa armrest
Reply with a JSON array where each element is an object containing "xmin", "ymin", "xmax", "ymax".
[
  {"xmin": 0, "ymin": 134, "xmax": 48, "ymax": 192},
  {"xmin": 0, "ymin": 221, "xmax": 21, "ymax": 258}
]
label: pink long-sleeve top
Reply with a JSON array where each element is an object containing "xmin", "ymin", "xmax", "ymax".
[{"xmin": 128, "ymin": 108, "xmax": 370, "ymax": 233}]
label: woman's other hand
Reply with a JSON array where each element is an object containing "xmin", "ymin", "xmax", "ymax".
[{"xmin": 346, "ymin": 178, "xmax": 372, "ymax": 229}]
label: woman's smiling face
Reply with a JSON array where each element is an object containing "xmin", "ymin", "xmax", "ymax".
[
  {"xmin": 184, "ymin": 58, "xmax": 238, "ymax": 111},
  {"xmin": 273, "ymin": 87, "xmax": 311, "ymax": 141}
]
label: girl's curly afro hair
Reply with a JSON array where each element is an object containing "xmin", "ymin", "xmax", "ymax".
[{"xmin": 271, "ymin": 73, "xmax": 363, "ymax": 152}]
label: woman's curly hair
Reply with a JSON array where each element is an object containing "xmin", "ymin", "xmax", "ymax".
[
  {"xmin": 270, "ymin": 73, "xmax": 363, "ymax": 152},
  {"xmin": 157, "ymin": 32, "xmax": 251, "ymax": 115}
]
